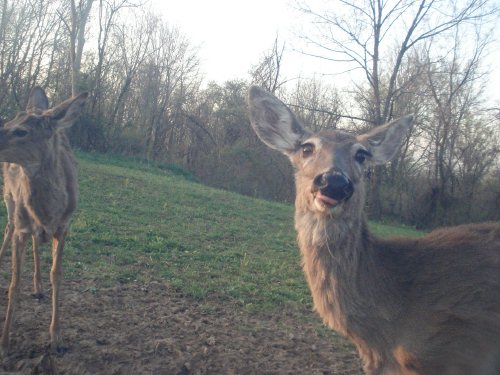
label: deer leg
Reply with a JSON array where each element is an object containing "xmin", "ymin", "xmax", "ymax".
[
  {"xmin": 0, "ymin": 222, "xmax": 13, "ymax": 267},
  {"xmin": 32, "ymin": 234, "xmax": 43, "ymax": 299},
  {"xmin": 49, "ymin": 227, "xmax": 67, "ymax": 353},
  {"xmin": 0, "ymin": 195, "xmax": 14, "ymax": 268},
  {"xmin": 1, "ymin": 231, "xmax": 28, "ymax": 356}
]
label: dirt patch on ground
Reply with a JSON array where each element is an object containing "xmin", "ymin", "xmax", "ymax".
[{"xmin": 0, "ymin": 276, "xmax": 362, "ymax": 375}]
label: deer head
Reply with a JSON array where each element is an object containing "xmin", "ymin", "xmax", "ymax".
[
  {"xmin": 247, "ymin": 86, "xmax": 413, "ymax": 218},
  {"xmin": 0, "ymin": 87, "xmax": 88, "ymax": 165}
]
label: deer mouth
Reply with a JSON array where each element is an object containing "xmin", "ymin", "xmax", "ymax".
[{"xmin": 313, "ymin": 190, "xmax": 340, "ymax": 210}]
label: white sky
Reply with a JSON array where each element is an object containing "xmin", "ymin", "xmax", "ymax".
[
  {"xmin": 150, "ymin": 0, "xmax": 326, "ymax": 83},
  {"xmin": 151, "ymin": 0, "xmax": 500, "ymax": 105}
]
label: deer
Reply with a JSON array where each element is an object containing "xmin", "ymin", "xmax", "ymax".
[
  {"xmin": 0, "ymin": 87, "xmax": 87, "ymax": 356},
  {"xmin": 247, "ymin": 86, "xmax": 500, "ymax": 375}
]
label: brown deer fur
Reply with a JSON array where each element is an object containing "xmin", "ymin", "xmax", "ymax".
[
  {"xmin": 248, "ymin": 86, "xmax": 500, "ymax": 375},
  {"xmin": 0, "ymin": 87, "xmax": 87, "ymax": 354}
]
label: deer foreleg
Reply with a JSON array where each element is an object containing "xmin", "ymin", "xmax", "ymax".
[
  {"xmin": 49, "ymin": 227, "xmax": 67, "ymax": 352},
  {"xmin": 0, "ymin": 195, "xmax": 14, "ymax": 268},
  {"xmin": 0, "ymin": 222, "xmax": 13, "ymax": 267},
  {"xmin": 1, "ymin": 231, "xmax": 28, "ymax": 356},
  {"xmin": 32, "ymin": 234, "xmax": 43, "ymax": 299}
]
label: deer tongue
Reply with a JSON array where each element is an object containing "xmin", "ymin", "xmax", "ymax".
[{"xmin": 315, "ymin": 191, "xmax": 339, "ymax": 207}]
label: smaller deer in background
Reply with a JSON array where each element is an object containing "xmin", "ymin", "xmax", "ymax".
[
  {"xmin": 0, "ymin": 87, "xmax": 87, "ymax": 355},
  {"xmin": 0, "ymin": 89, "xmax": 52, "ymax": 300},
  {"xmin": 248, "ymin": 86, "xmax": 500, "ymax": 375}
]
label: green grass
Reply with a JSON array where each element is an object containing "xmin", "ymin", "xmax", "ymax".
[
  {"xmin": 0, "ymin": 152, "xmax": 424, "ymax": 313},
  {"xmin": 370, "ymin": 221, "xmax": 424, "ymax": 238}
]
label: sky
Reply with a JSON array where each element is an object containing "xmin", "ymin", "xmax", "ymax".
[
  {"xmin": 150, "ymin": 0, "xmax": 326, "ymax": 83},
  {"xmin": 151, "ymin": 0, "xmax": 293, "ymax": 82},
  {"xmin": 151, "ymin": 0, "xmax": 500, "ymax": 106}
]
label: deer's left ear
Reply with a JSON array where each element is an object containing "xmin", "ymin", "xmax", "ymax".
[
  {"xmin": 45, "ymin": 92, "xmax": 88, "ymax": 130},
  {"xmin": 26, "ymin": 86, "xmax": 49, "ymax": 111},
  {"xmin": 356, "ymin": 115, "xmax": 413, "ymax": 165}
]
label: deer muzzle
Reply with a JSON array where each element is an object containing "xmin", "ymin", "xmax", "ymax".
[{"xmin": 313, "ymin": 170, "xmax": 354, "ymax": 208}]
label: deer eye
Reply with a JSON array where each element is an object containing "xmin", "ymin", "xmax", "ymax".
[
  {"xmin": 355, "ymin": 149, "xmax": 371, "ymax": 164},
  {"xmin": 12, "ymin": 129, "xmax": 28, "ymax": 138},
  {"xmin": 301, "ymin": 143, "xmax": 315, "ymax": 158}
]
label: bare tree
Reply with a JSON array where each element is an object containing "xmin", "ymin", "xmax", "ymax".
[
  {"xmin": 249, "ymin": 36, "xmax": 287, "ymax": 93},
  {"xmin": 413, "ymin": 25, "xmax": 498, "ymax": 225},
  {"xmin": 0, "ymin": 0, "xmax": 60, "ymax": 110},
  {"xmin": 105, "ymin": 11, "xmax": 154, "ymax": 138},
  {"xmin": 455, "ymin": 116, "xmax": 500, "ymax": 218},
  {"xmin": 92, "ymin": 0, "xmax": 139, "ymax": 114},
  {"xmin": 298, "ymin": 0, "xmax": 496, "ymax": 123},
  {"xmin": 65, "ymin": 0, "xmax": 94, "ymax": 96},
  {"xmin": 286, "ymin": 78, "xmax": 343, "ymax": 132},
  {"xmin": 139, "ymin": 19, "xmax": 201, "ymax": 160}
]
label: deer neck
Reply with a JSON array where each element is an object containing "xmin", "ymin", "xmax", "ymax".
[
  {"xmin": 294, "ymin": 204, "xmax": 398, "ymax": 342},
  {"xmin": 18, "ymin": 137, "xmax": 69, "ymax": 232},
  {"xmin": 22, "ymin": 139, "xmax": 60, "ymax": 182}
]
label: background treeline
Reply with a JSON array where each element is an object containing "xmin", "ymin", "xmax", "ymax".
[{"xmin": 0, "ymin": 0, "xmax": 499, "ymax": 228}]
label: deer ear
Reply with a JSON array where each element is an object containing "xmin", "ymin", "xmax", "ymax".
[
  {"xmin": 45, "ymin": 92, "xmax": 88, "ymax": 130},
  {"xmin": 248, "ymin": 86, "xmax": 309, "ymax": 154},
  {"xmin": 26, "ymin": 86, "xmax": 49, "ymax": 111},
  {"xmin": 356, "ymin": 115, "xmax": 413, "ymax": 164}
]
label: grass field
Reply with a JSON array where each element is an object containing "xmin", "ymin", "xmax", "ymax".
[{"xmin": 0, "ymin": 152, "xmax": 424, "ymax": 314}]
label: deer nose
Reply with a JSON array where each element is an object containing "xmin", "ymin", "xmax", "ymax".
[{"xmin": 313, "ymin": 171, "xmax": 354, "ymax": 202}]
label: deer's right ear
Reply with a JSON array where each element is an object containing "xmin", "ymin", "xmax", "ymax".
[{"xmin": 248, "ymin": 86, "xmax": 308, "ymax": 154}]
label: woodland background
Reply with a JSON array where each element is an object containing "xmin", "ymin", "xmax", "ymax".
[{"xmin": 1, "ymin": 0, "xmax": 499, "ymax": 228}]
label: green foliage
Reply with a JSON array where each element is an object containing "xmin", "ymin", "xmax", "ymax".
[{"xmin": 0, "ymin": 153, "xmax": 424, "ymax": 314}]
